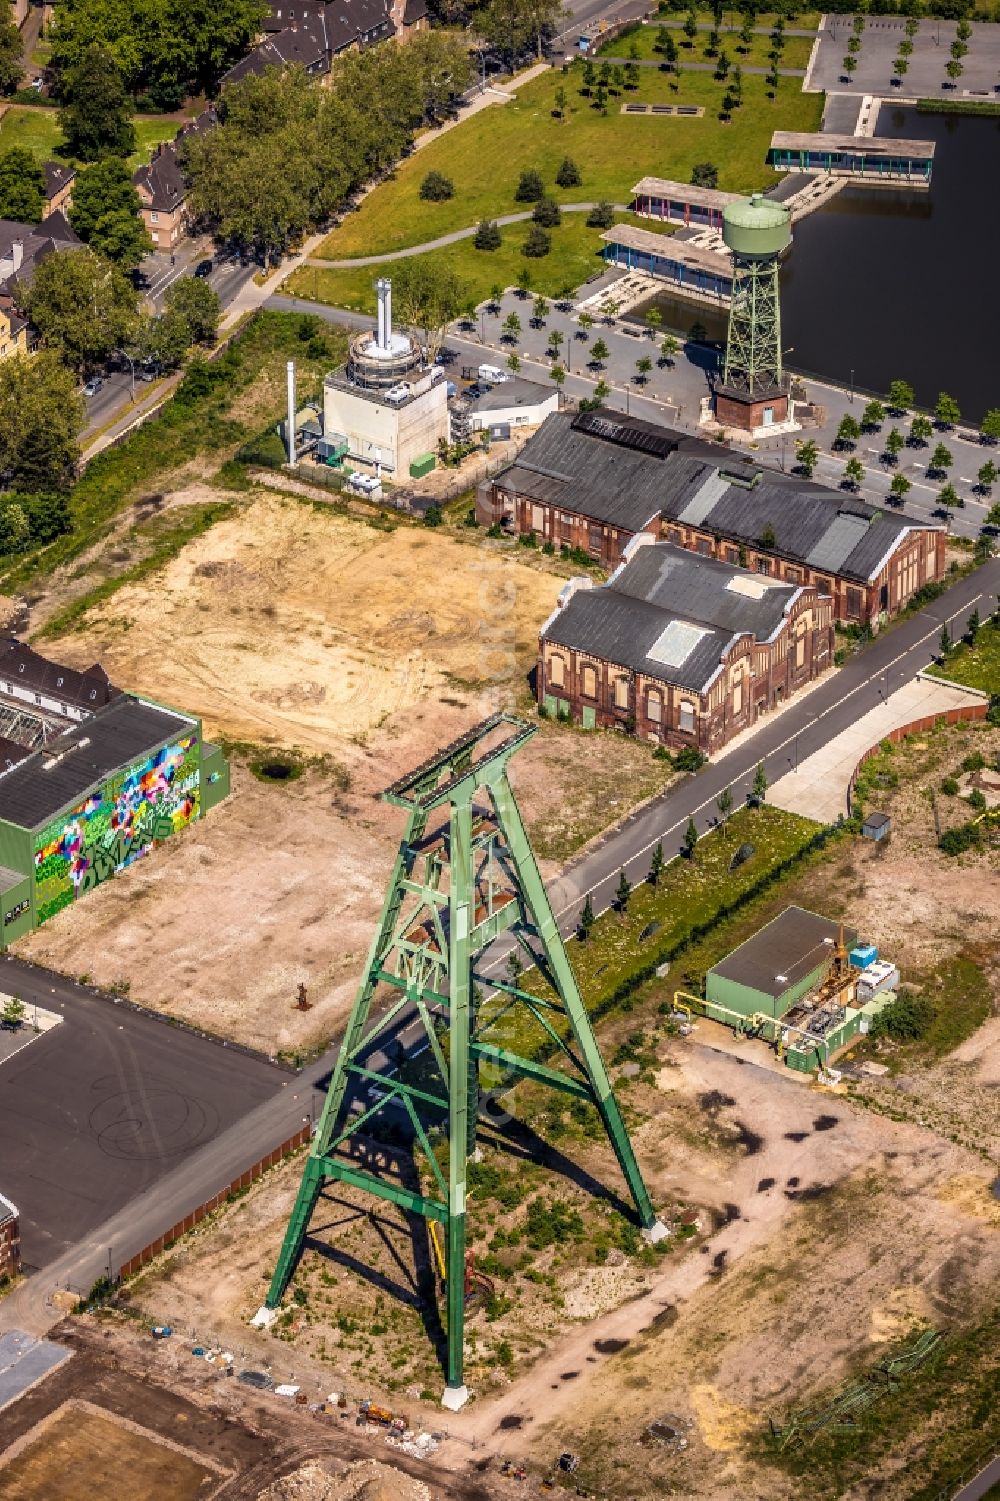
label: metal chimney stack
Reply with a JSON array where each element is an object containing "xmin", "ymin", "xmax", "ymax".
[{"xmin": 376, "ymin": 278, "xmax": 392, "ymax": 351}]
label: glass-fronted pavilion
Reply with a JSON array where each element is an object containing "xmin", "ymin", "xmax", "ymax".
[
  {"xmin": 601, "ymin": 226, "xmax": 733, "ymax": 303},
  {"xmin": 769, "ymin": 131, "xmax": 934, "ymax": 185},
  {"xmin": 630, "ymin": 176, "xmax": 742, "ymax": 231}
]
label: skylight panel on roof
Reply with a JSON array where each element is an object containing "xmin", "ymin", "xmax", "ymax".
[{"xmin": 647, "ymin": 620, "xmax": 711, "ymax": 667}]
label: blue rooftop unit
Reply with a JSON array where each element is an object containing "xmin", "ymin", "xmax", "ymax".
[{"xmin": 850, "ymin": 944, "xmax": 878, "ymax": 970}]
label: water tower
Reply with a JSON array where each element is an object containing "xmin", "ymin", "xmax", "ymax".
[{"xmin": 714, "ymin": 193, "xmax": 792, "ymax": 434}]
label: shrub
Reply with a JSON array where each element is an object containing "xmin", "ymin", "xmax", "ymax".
[
  {"xmin": 532, "ymin": 196, "xmax": 561, "ymax": 227},
  {"xmin": 424, "ymin": 504, "xmax": 443, "ymax": 527},
  {"xmin": 674, "ymin": 746, "xmax": 706, "ymax": 772},
  {"xmin": 419, "ymin": 170, "xmax": 454, "ymax": 201},
  {"xmin": 691, "ymin": 161, "xmax": 719, "ymax": 188},
  {"xmin": 474, "ymin": 218, "xmax": 501, "ymax": 251},
  {"xmin": 525, "ymin": 1196, "xmax": 584, "ymax": 1250},
  {"xmin": 586, "ymin": 200, "xmax": 615, "ymax": 229},
  {"xmin": 868, "ymin": 992, "xmax": 936, "ymax": 1042},
  {"xmin": 555, "ymin": 156, "xmax": 581, "ymax": 187},
  {"xmin": 938, "ymin": 822, "xmax": 982, "ymax": 856},
  {"xmin": 523, "ymin": 224, "xmax": 551, "ymax": 258},
  {"xmin": 515, "ymin": 168, "xmax": 545, "ymax": 202},
  {"xmin": 939, "ymin": 776, "xmax": 959, "ymax": 796},
  {"xmin": 961, "ymin": 750, "xmax": 986, "ymax": 773}
]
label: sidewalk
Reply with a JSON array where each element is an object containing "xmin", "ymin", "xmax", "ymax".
[{"xmin": 769, "ymin": 676, "xmax": 987, "ymax": 822}]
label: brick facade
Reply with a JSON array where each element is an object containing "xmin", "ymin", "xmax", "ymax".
[
  {"xmin": 0, "ymin": 1195, "xmax": 20, "ymax": 1281},
  {"xmin": 540, "ymin": 590, "xmax": 834, "ymax": 755}
]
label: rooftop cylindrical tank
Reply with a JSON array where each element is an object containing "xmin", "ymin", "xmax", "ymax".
[{"xmin": 722, "ymin": 192, "xmax": 791, "ymax": 259}]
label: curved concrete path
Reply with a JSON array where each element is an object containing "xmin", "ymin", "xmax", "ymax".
[{"xmin": 307, "ymin": 202, "xmax": 630, "ymax": 268}]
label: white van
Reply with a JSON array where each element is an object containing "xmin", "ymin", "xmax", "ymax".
[{"xmin": 478, "ymin": 364, "xmax": 510, "ymax": 385}]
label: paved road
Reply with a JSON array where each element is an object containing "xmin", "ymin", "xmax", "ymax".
[{"xmin": 954, "ymin": 1451, "xmax": 1000, "ymax": 1501}]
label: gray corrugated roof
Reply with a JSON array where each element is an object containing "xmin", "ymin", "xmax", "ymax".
[
  {"xmin": 542, "ymin": 543, "xmax": 798, "ymax": 691},
  {"xmin": 503, "ymin": 411, "xmax": 939, "ymax": 581},
  {"xmin": 677, "ymin": 469, "xmax": 730, "ymax": 527},
  {"xmin": 0, "ymin": 696, "xmax": 195, "ymax": 831},
  {"xmin": 709, "ymin": 905, "xmax": 858, "ymax": 1001},
  {"xmin": 805, "ymin": 510, "xmax": 870, "ymax": 571},
  {"xmin": 468, "ymin": 377, "xmax": 554, "ymax": 414},
  {"xmin": 544, "ymin": 585, "xmax": 731, "ymax": 691},
  {"xmin": 613, "ymin": 543, "xmax": 798, "ymax": 638}
]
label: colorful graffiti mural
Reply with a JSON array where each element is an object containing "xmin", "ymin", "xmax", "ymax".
[{"xmin": 33, "ymin": 734, "xmax": 201, "ymax": 924}]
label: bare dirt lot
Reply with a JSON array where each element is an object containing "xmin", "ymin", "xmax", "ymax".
[{"xmin": 15, "ymin": 488, "xmax": 675, "ymax": 1054}]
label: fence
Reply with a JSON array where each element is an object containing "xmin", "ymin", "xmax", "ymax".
[
  {"xmin": 117, "ymin": 1124, "xmax": 311, "ymax": 1280},
  {"xmin": 846, "ymin": 701, "xmax": 989, "ymax": 815}
]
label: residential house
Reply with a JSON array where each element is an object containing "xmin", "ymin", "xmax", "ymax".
[
  {"xmin": 42, "ymin": 161, "xmax": 75, "ymax": 218},
  {"xmin": 0, "ymin": 211, "xmax": 81, "ymax": 357},
  {"xmin": 133, "ymin": 145, "xmax": 187, "ymax": 251},
  {"xmin": 482, "ymin": 410, "xmax": 946, "ymax": 627},
  {"xmin": 539, "ymin": 539, "xmax": 835, "ymax": 753},
  {"xmin": 0, "ymin": 297, "xmax": 28, "ymax": 361}
]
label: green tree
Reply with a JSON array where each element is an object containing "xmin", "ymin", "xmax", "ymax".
[
  {"xmin": 654, "ymin": 24, "xmax": 671, "ymax": 53},
  {"xmin": 663, "ymin": 31, "xmax": 679, "ymax": 69},
  {"xmin": 887, "ymin": 378, "xmax": 914, "ymax": 411},
  {"xmin": 392, "ymin": 257, "xmax": 465, "ymax": 358},
  {"xmin": 938, "ymin": 482, "xmax": 961, "ymax": 509},
  {"xmin": 502, "ymin": 310, "xmax": 521, "ymax": 341},
  {"xmin": 893, "ymin": 56, "xmax": 909, "ymax": 80},
  {"xmin": 533, "ymin": 196, "xmax": 561, "ymax": 228},
  {"xmin": 889, "ymin": 472, "xmax": 911, "ymax": 505},
  {"xmin": 523, "ymin": 223, "xmax": 550, "ymax": 257},
  {"xmin": 681, "ymin": 817, "xmax": 699, "ymax": 859},
  {"xmin": 58, "ymin": 45, "xmax": 135, "ymax": 161},
  {"xmin": 836, "ymin": 413, "xmax": 860, "ymax": 448},
  {"xmin": 480, "ymin": 0, "xmax": 565, "ymax": 66},
  {"xmin": 660, "ymin": 333, "xmax": 679, "ymax": 365},
  {"xmin": 615, "ymin": 869, "xmax": 632, "ymax": 910},
  {"xmin": 751, "ymin": 760, "xmax": 767, "ymax": 804},
  {"xmin": 648, "ymin": 841, "xmax": 665, "ymax": 886},
  {"xmin": 796, "ymin": 438, "xmax": 818, "ymax": 477},
  {"xmin": 1, "ymin": 994, "xmax": 25, "ymax": 1027},
  {"xmin": 883, "ymin": 426, "xmax": 904, "ymax": 460},
  {"xmin": 843, "ymin": 456, "xmax": 864, "ymax": 489},
  {"xmin": 0, "ymin": 351, "xmax": 84, "ymax": 492},
  {"xmin": 550, "ymin": 362, "xmax": 566, "ymax": 392},
  {"xmin": 532, "ymin": 294, "xmax": 549, "ymax": 323},
  {"xmin": 860, "ymin": 398, "xmax": 885, "ymax": 429},
  {"xmin": 555, "ymin": 156, "xmax": 581, "ymax": 188},
  {"xmin": 0, "ymin": 502, "xmax": 30, "ymax": 555},
  {"xmin": 0, "ymin": 11, "xmax": 23, "ymax": 97},
  {"xmin": 474, "ymin": 218, "xmax": 501, "ymax": 251},
  {"xmin": 691, "ymin": 161, "xmax": 718, "ymax": 189},
  {"xmin": 21, "ymin": 247, "xmax": 138, "ymax": 372},
  {"xmin": 624, "ymin": 61, "xmax": 640, "ymax": 90},
  {"xmin": 929, "ymin": 441, "xmax": 953, "ymax": 474},
  {"xmin": 578, "ymin": 893, "xmax": 595, "ymax": 939},
  {"xmin": 0, "ymin": 149, "xmax": 45, "ymax": 222},
  {"xmin": 593, "ymin": 378, "xmax": 611, "ymax": 402},
  {"xmin": 419, "ymin": 169, "xmax": 454, "ymax": 201},
  {"xmin": 635, "ymin": 354, "xmax": 652, "ymax": 383},
  {"xmin": 506, "ymin": 351, "xmax": 521, "ymax": 373},
  {"xmin": 683, "ymin": 8, "xmax": 698, "ymax": 44},
  {"xmin": 515, "ymin": 167, "xmax": 545, "ymax": 202},
  {"xmin": 590, "ymin": 338, "xmax": 609, "ymax": 365},
  {"xmin": 547, "ymin": 327, "xmax": 564, "ymax": 354},
  {"xmin": 977, "ymin": 460, "xmax": 998, "ymax": 493},
  {"xmin": 843, "ymin": 54, "xmax": 857, "ymax": 76},
  {"xmin": 705, "ymin": 27, "xmax": 721, "ymax": 58},
  {"xmin": 585, "ymin": 200, "xmax": 615, "ymax": 229},
  {"xmin": 716, "ymin": 785, "xmax": 733, "ymax": 829},
  {"xmin": 164, "ymin": 275, "xmax": 221, "ymax": 345},
  {"xmin": 738, "ymin": 13, "xmax": 753, "ymax": 51},
  {"xmin": 553, "ymin": 84, "xmax": 567, "ymax": 119},
  {"xmin": 980, "ymin": 408, "xmax": 1000, "ymax": 443},
  {"xmin": 645, "ymin": 306, "xmax": 663, "ymax": 336},
  {"xmin": 69, "ymin": 157, "xmax": 151, "ymax": 269},
  {"xmin": 135, "ymin": 307, "xmax": 191, "ymax": 372},
  {"xmin": 940, "ymin": 623, "xmax": 951, "ymax": 654},
  {"xmin": 714, "ymin": 49, "xmax": 730, "ymax": 79},
  {"xmin": 935, "ymin": 391, "xmax": 961, "ymax": 426},
  {"xmin": 909, "ymin": 414, "xmax": 932, "ymax": 445}
]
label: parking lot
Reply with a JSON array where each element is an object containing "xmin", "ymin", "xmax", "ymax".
[
  {"xmin": 0, "ymin": 956, "xmax": 285, "ymax": 1270},
  {"xmin": 810, "ymin": 16, "xmax": 1000, "ymax": 97}
]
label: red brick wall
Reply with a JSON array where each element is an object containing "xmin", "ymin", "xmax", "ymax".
[{"xmin": 0, "ymin": 1211, "xmax": 20, "ymax": 1280}]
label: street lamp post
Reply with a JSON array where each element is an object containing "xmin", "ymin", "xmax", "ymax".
[
  {"xmin": 113, "ymin": 348, "xmax": 136, "ymax": 402},
  {"xmin": 849, "ymin": 368, "xmax": 855, "ymax": 404}
]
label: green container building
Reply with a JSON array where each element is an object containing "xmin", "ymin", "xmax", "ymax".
[
  {"xmin": 409, "ymin": 451, "xmax": 437, "ymax": 479},
  {"xmin": 0, "ymin": 694, "xmax": 229, "ymax": 950},
  {"xmin": 706, "ymin": 907, "xmax": 857, "ymax": 1023}
]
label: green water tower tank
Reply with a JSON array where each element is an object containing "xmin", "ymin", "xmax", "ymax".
[{"xmin": 722, "ymin": 193, "xmax": 791, "ymax": 259}]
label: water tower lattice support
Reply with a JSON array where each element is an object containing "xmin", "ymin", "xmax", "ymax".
[
  {"xmin": 264, "ymin": 714, "xmax": 664, "ymax": 1407},
  {"xmin": 722, "ymin": 251, "xmax": 783, "ymax": 397}
]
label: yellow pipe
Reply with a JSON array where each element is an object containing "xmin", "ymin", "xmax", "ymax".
[{"xmin": 429, "ymin": 1219, "xmax": 447, "ymax": 1283}]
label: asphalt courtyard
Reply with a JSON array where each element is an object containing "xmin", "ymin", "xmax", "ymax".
[{"xmin": 0, "ymin": 955, "xmax": 285, "ymax": 1272}]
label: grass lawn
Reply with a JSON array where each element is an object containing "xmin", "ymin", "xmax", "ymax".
[
  {"xmin": 927, "ymin": 618, "xmax": 1000, "ymax": 696},
  {"xmin": 317, "ymin": 63, "xmax": 822, "ymax": 261},
  {"xmin": 291, "ymin": 210, "xmax": 672, "ymax": 312},
  {"xmin": 0, "ymin": 105, "xmax": 188, "ymax": 173},
  {"xmin": 600, "ymin": 22, "xmax": 814, "ymax": 69}
]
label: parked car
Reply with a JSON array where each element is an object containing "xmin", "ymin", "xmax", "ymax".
[
  {"xmin": 83, "ymin": 376, "xmax": 103, "ymax": 397},
  {"xmin": 478, "ymin": 363, "xmax": 510, "ymax": 384},
  {"xmin": 194, "ymin": 259, "xmax": 214, "ymax": 279}
]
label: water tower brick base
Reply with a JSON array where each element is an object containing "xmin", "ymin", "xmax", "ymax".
[{"xmin": 714, "ymin": 386, "xmax": 790, "ymax": 431}]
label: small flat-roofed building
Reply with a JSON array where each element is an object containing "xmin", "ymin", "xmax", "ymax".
[
  {"xmin": 769, "ymin": 131, "xmax": 935, "ymax": 186},
  {"xmin": 707, "ymin": 907, "xmax": 858, "ymax": 1022},
  {"xmin": 600, "ymin": 224, "xmax": 733, "ymax": 304},
  {"xmin": 539, "ymin": 539, "xmax": 834, "ymax": 752},
  {"xmin": 0, "ymin": 694, "xmax": 229, "ymax": 947},
  {"xmin": 453, "ymin": 377, "xmax": 558, "ymax": 440},
  {"xmin": 630, "ymin": 175, "xmax": 742, "ymax": 230}
]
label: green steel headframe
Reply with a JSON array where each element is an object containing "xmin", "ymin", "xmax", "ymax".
[
  {"xmin": 722, "ymin": 251, "xmax": 784, "ymax": 397},
  {"xmin": 264, "ymin": 713, "xmax": 664, "ymax": 1407}
]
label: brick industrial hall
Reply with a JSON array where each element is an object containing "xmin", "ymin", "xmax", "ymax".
[
  {"xmin": 480, "ymin": 410, "xmax": 945, "ymax": 629},
  {"xmin": 538, "ymin": 539, "xmax": 834, "ymax": 754}
]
